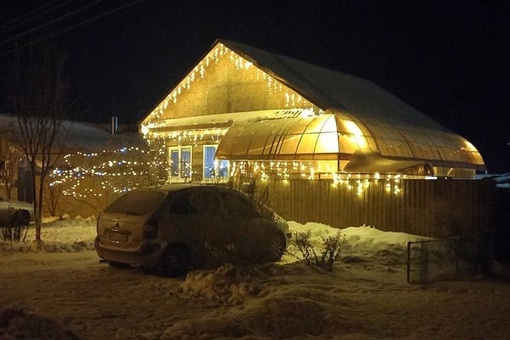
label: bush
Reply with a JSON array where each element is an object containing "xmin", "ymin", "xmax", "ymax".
[{"xmin": 289, "ymin": 230, "xmax": 345, "ymax": 272}]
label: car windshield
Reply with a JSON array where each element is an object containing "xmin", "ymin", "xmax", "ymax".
[{"xmin": 104, "ymin": 190, "xmax": 166, "ymax": 215}]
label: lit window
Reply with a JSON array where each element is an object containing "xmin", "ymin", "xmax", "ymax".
[
  {"xmin": 169, "ymin": 147, "xmax": 192, "ymax": 179},
  {"xmin": 203, "ymin": 145, "xmax": 229, "ymax": 180}
]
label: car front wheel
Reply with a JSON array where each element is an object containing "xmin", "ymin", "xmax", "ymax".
[{"xmin": 268, "ymin": 232, "xmax": 286, "ymax": 261}]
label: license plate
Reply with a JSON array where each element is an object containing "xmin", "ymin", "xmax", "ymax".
[{"xmin": 108, "ymin": 231, "xmax": 128, "ymax": 242}]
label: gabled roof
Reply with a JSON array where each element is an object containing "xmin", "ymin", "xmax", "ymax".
[
  {"xmin": 219, "ymin": 39, "xmax": 448, "ymax": 131},
  {"xmin": 0, "ymin": 115, "xmax": 146, "ymax": 153}
]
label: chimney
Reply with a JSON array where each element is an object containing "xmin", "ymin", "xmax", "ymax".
[{"xmin": 111, "ymin": 116, "xmax": 118, "ymax": 134}]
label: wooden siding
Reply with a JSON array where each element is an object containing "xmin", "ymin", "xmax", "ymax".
[{"xmin": 264, "ymin": 178, "xmax": 497, "ymax": 238}]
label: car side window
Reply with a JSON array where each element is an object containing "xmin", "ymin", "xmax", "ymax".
[
  {"xmin": 168, "ymin": 196, "xmax": 195, "ymax": 215},
  {"xmin": 191, "ymin": 190, "xmax": 225, "ymax": 217},
  {"xmin": 222, "ymin": 193, "xmax": 259, "ymax": 218}
]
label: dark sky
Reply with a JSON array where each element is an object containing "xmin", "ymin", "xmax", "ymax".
[{"xmin": 1, "ymin": 0, "xmax": 509, "ymax": 172}]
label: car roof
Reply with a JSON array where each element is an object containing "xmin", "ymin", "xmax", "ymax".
[{"xmin": 137, "ymin": 183, "xmax": 231, "ymax": 194}]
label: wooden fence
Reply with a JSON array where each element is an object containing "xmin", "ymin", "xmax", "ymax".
[{"xmin": 263, "ymin": 178, "xmax": 497, "ymax": 238}]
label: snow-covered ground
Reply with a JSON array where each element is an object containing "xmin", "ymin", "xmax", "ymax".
[{"xmin": 1, "ymin": 217, "xmax": 510, "ymax": 339}]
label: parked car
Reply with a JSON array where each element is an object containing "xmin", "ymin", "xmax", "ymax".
[
  {"xmin": 0, "ymin": 197, "xmax": 34, "ymax": 228},
  {"xmin": 95, "ymin": 184, "xmax": 291, "ymax": 277},
  {"xmin": 0, "ymin": 197, "xmax": 34, "ymax": 242}
]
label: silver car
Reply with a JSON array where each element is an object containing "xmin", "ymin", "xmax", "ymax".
[
  {"xmin": 0, "ymin": 197, "xmax": 34, "ymax": 226},
  {"xmin": 0, "ymin": 197, "xmax": 34, "ymax": 242},
  {"xmin": 95, "ymin": 184, "xmax": 291, "ymax": 277}
]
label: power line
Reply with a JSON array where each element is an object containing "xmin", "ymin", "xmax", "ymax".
[
  {"xmin": 0, "ymin": 0, "xmax": 106, "ymax": 48},
  {"xmin": 0, "ymin": 0, "xmax": 144, "ymax": 56},
  {"xmin": 0, "ymin": 0, "xmax": 71, "ymax": 34}
]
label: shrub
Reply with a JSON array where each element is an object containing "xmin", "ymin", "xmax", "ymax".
[{"xmin": 289, "ymin": 230, "xmax": 345, "ymax": 272}]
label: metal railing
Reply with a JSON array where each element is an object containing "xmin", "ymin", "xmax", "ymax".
[{"xmin": 407, "ymin": 233, "xmax": 493, "ymax": 284}]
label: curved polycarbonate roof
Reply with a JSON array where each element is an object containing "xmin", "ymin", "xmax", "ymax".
[
  {"xmin": 216, "ymin": 112, "xmax": 485, "ymax": 171},
  {"xmin": 216, "ymin": 114, "xmax": 340, "ymax": 161}
]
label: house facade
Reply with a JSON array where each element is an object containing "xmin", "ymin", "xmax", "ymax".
[{"xmin": 140, "ymin": 39, "xmax": 485, "ymax": 184}]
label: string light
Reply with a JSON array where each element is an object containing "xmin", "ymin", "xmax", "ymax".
[
  {"xmin": 226, "ymin": 160, "xmax": 408, "ymax": 196},
  {"xmin": 141, "ymin": 42, "xmax": 317, "ymax": 132},
  {"xmin": 50, "ymin": 146, "xmax": 163, "ymax": 199},
  {"xmin": 134, "ymin": 42, "xmax": 417, "ymax": 199}
]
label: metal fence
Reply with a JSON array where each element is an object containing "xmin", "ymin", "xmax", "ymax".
[
  {"xmin": 407, "ymin": 233, "xmax": 493, "ymax": 284},
  {"xmin": 266, "ymin": 178, "xmax": 496, "ymax": 238}
]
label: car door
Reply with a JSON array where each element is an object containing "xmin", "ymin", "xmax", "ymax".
[
  {"xmin": 187, "ymin": 187, "xmax": 229, "ymax": 246},
  {"xmin": 219, "ymin": 190, "xmax": 270, "ymax": 260}
]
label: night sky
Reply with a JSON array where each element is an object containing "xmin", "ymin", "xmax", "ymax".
[{"xmin": 1, "ymin": 0, "xmax": 509, "ymax": 172}]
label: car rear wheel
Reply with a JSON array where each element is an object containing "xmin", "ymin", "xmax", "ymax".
[
  {"xmin": 268, "ymin": 232, "xmax": 286, "ymax": 261},
  {"xmin": 158, "ymin": 245, "xmax": 190, "ymax": 277}
]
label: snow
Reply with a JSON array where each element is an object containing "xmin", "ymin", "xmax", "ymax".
[
  {"xmin": 1, "ymin": 217, "xmax": 510, "ymax": 339},
  {"xmin": 495, "ymin": 173, "xmax": 510, "ymax": 188},
  {"xmin": 476, "ymin": 173, "xmax": 510, "ymax": 188},
  {"xmin": 144, "ymin": 109, "xmax": 303, "ymax": 130}
]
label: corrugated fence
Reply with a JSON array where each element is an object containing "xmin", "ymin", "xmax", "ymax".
[{"xmin": 264, "ymin": 178, "xmax": 497, "ymax": 238}]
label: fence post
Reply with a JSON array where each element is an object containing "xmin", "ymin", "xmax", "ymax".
[{"xmin": 407, "ymin": 241, "xmax": 412, "ymax": 283}]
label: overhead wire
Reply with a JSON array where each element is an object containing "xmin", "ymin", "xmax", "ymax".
[
  {"xmin": 0, "ymin": 0, "xmax": 144, "ymax": 56},
  {"xmin": 0, "ymin": 0, "xmax": 107, "ymax": 48},
  {"xmin": 0, "ymin": 0, "xmax": 72, "ymax": 35}
]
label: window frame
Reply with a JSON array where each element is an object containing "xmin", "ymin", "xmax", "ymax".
[
  {"xmin": 168, "ymin": 146, "xmax": 192, "ymax": 180},
  {"xmin": 203, "ymin": 145, "xmax": 229, "ymax": 180}
]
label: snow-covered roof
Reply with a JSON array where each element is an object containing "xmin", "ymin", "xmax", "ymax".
[
  {"xmin": 146, "ymin": 109, "xmax": 302, "ymax": 131},
  {"xmin": 0, "ymin": 115, "xmax": 146, "ymax": 152},
  {"xmin": 220, "ymin": 39, "xmax": 449, "ymax": 131}
]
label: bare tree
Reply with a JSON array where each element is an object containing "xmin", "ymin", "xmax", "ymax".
[
  {"xmin": 43, "ymin": 179, "xmax": 63, "ymax": 217},
  {"xmin": 8, "ymin": 41, "xmax": 69, "ymax": 242}
]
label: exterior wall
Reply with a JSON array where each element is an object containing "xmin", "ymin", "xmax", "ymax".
[
  {"xmin": 164, "ymin": 139, "xmax": 221, "ymax": 182},
  {"xmin": 146, "ymin": 47, "xmax": 318, "ymax": 124}
]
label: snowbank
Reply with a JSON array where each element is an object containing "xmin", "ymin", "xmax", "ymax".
[
  {"xmin": 1, "ymin": 217, "xmax": 508, "ymax": 339},
  {"xmin": 6, "ymin": 217, "xmax": 414, "ymax": 339},
  {"xmin": 0, "ymin": 216, "xmax": 96, "ymax": 254}
]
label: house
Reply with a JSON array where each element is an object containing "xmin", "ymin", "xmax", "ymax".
[
  {"xmin": 0, "ymin": 115, "xmax": 148, "ymax": 217},
  {"xmin": 140, "ymin": 39, "xmax": 485, "ymax": 184}
]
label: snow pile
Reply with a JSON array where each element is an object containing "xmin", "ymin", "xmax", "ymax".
[
  {"xmin": 162, "ymin": 272, "xmax": 358, "ymax": 339},
  {"xmin": 2, "ymin": 217, "xmax": 507, "ymax": 339},
  {"xmin": 169, "ymin": 221, "xmax": 431, "ymax": 339},
  {"xmin": 0, "ymin": 307, "xmax": 82, "ymax": 339},
  {"xmin": 288, "ymin": 221, "xmax": 430, "ymax": 266},
  {"xmin": 289, "ymin": 221, "xmax": 428, "ymax": 249},
  {"xmin": 0, "ymin": 217, "xmax": 429, "ymax": 339},
  {"xmin": 0, "ymin": 215, "xmax": 96, "ymax": 254}
]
